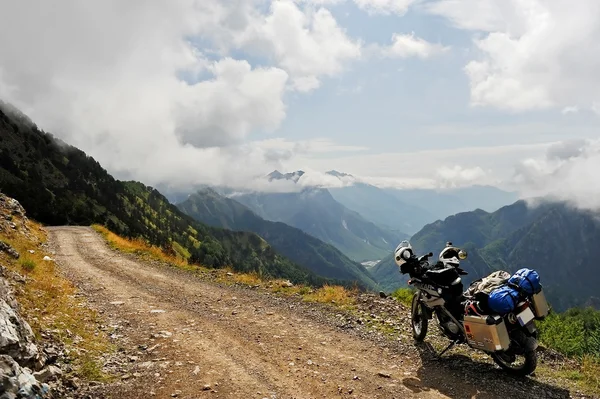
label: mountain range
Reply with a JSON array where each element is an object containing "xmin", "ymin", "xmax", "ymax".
[
  {"xmin": 4, "ymin": 100, "xmax": 598, "ymax": 313},
  {"xmin": 226, "ymin": 171, "xmax": 408, "ymax": 262},
  {"xmin": 177, "ymin": 188, "xmax": 379, "ymax": 289},
  {"xmin": 404, "ymin": 200, "xmax": 600, "ymax": 312},
  {"xmin": 0, "ymin": 102, "xmax": 357, "ymax": 288},
  {"xmin": 326, "ymin": 171, "xmax": 519, "ymax": 235}
]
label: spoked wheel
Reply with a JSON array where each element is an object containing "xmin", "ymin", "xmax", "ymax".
[
  {"xmin": 491, "ymin": 350, "xmax": 537, "ymax": 376},
  {"xmin": 411, "ymin": 293, "xmax": 428, "ymax": 341}
]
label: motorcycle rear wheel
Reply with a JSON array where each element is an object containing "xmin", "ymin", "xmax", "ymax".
[
  {"xmin": 491, "ymin": 350, "xmax": 537, "ymax": 376},
  {"xmin": 411, "ymin": 293, "xmax": 428, "ymax": 341}
]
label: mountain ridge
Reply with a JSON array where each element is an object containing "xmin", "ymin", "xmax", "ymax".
[
  {"xmin": 231, "ymin": 182, "xmax": 408, "ymax": 262},
  {"xmin": 406, "ymin": 199, "xmax": 600, "ymax": 311},
  {"xmin": 177, "ymin": 188, "xmax": 380, "ymax": 289},
  {"xmin": 0, "ymin": 103, "xmax": 344, "ymax": 287}
]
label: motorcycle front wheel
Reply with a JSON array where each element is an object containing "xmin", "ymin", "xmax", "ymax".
[
  {"xmin": 491, "ymin": 350, "xmax": 537, "ymax": 376},
  {"xmin": 411, "ymin": 293, "xmax": 428, "ymax": 341}
]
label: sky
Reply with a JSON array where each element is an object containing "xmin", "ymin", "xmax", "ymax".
[{"xmin": 1, "ymin": 0, "xmax": 600, "ymax": 209}]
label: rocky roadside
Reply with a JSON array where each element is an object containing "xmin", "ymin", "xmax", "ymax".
[{"xmin": 0, "ymin": 193, "xmax": 89, "ymax": 398}]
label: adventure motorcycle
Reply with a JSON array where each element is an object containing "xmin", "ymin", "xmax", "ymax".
[{"xmin": 394, "ymin": 240, "xmax": 550, "ymax": 376}]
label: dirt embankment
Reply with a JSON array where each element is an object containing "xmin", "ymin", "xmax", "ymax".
[{"xmin": 49, "ymin": 226, "xmax": 577, "ymax": 399}]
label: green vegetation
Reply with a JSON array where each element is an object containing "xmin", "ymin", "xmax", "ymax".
[
  {"xmin": 391, "ymin": 287, "xmax": 415, "ymax": 306},
  {"xmin": 538, "ymin": 307, "xmax": 600, "ymax": 392},
  {"xmin": 539, "ymin": 307, "xmax": 600, "ymax": 358},
  {"xmin": 19, "ymin": 257, "xmax": 36, "ymax": 272},
  {"xmin": 409, "ymin": 200, "xmax": 600, "ymax": 311},
  {"xmin": 0, "ymin": 105, "xmax": 340, "ymax": 287},
  {"xmin": 177, "ymin": 189, "xmax": 380, "ymax": 290},
  {"xmin": 231, "ymin": 185, "xmax": 407, "ymax": 262}
]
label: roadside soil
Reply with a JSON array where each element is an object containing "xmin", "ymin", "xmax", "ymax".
[{"xmin": 48, "ymin": 226, "xmax": 578, "ymax": 399}]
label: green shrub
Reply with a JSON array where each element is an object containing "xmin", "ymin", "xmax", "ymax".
[
  {"xmin": 20, "ymin": 258, "xmax": 36, "ymax": 272},
  {"xmin": 538, "ymin": 307, "xmax": 600, "ymax": 358},
  {"xmin": 391, "ymin": 287, "xmax": 415, "ymax": 306}
]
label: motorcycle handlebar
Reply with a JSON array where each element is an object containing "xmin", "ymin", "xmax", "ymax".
[{"xmin": 418, "ymin": 252, "xmax": 434, "ymax": 262}]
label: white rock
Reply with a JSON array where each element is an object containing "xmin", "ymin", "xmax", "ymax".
[{"xmin": 33, "ymin": 365, "xmax": 62, "ymax": 383}]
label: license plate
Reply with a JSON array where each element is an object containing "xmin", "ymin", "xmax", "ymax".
[{"xmin": 517, "ymin": 306, "xmax": 535, "ymax": 326}]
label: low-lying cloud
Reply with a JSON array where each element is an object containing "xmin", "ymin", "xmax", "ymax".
[{"xmin": 515, "ymin": 139, "xmax": 600, "ymax": 211}]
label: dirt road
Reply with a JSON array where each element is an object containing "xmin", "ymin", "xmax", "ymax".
[{"xmin": 48, "ymin": 227, "xmax": 573, "ymax": 399}]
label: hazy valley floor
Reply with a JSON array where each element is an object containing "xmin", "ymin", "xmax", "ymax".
[{"xmin": 49, "ymin": 227, "xmax": 577, "ymax": 399}]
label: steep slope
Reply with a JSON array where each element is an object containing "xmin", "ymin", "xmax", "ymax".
[
  {"xmin": 0, "ymin": 103, "xmax": 331, "ymax": 286},
  {"xmin": 403, "ymin": 200, "xmax": 600, "ymax": 311},
  {"xmin": 177, "ymin": 189, "xmax": 379, "ymax": 289},
  {"xmin": 233, "ymin": 184, "xmax": 408, "ymax": 262},
  {"xmin": 327, "ymin": 173, "xmax": 435, "ymax": 234},
  {"xmin": 369, "ymin": 253, "xmax": 407, "ymax": 293}
]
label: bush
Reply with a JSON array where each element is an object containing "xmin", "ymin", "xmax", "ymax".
[
  {"xmin": 538, "ymin": 307, "xmax": 600, "ymax": 358},
  {"xmin": 20, "ymin": 258, "xmax": 36, "ymax": 272},
  {"xmin": 391, "ymin": 287, "xmax": 415, "ymax": 306}
]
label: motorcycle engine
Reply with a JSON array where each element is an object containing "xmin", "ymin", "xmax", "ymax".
[
  {"xmin": 436, "ymin": 310, "xmax": 462, "ymax": 339},
  {"xmin": 444, "ymin": 321, "xmax": 460, "ymax": 335}
]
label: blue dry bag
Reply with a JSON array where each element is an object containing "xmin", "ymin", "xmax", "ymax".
[
  {"xmin": 508, "ymin": 268, "xmax": 541, "ymax": 295},
  {"xmin": 488, "ymin": 285, "xmax": 520, "ymax": 315}
]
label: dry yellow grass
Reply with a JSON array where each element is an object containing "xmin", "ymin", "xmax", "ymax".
[
  {"xmin": 1, "ymin": 222, "xmax": 114, "ymax": 381},
  {"xmin": 91, "ymin": 224, "xmax": 197, "ymax": 272},
  {"xmin": 302, "ymin": 284, "xmax": 357, "ymax": 307},
  {"xmin": 93, "ymin": 226, "xmax": 359, "ymax": 307}
]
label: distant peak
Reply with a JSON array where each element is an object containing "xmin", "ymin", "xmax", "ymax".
[
  {"xmin": 326, "ymin": 170, "xmax": 353, "ymax": 178},
  {"xmin": 267, "ymin": 170, "xmax": 305, "ymax": 183}
]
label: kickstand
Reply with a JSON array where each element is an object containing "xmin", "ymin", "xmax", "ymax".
[{"xmin": 437, "ymin": 340, "xmax": 457, "ymax": 358}]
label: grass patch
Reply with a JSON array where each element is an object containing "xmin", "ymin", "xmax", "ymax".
[
  {"xmin": 92, "ymin": 224, "xmax": 197, "ymax": 272},
  {"xmin": 19, "ymin": 258, "xmax": 36, "ymax": 273},
  {"xmin": 303, "ymin": 284, "xmax": 357, "ymax": 307},
  {"xmin": 580, "ymin": 356, "xmax": 600, "ymax": 392},
  {"xmin": 391, "ymin": 287, "xmax": 415, "ymax": 307},
  {"xmin": 1, "ymin": 220, "xmax": 114, "ymax": 382},
  {"xmin": 230, "ymin": 271, "xmax": 263, "ymax": 286}
]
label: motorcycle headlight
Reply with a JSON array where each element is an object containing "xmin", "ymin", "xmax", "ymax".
[{"xmin": 458, "ymin": 249, "xmax": 468, "ymax": 260}]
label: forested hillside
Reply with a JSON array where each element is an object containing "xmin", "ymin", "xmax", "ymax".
[
  {"xmin": 0, "ymin": 103, "xmax": 338, "ymax": 286},
  {"xmin": 233, "ymin": 183, "xmax": 407, "ymax": 262},
  {"xmin": 177, "ymin": 188, "xmax": 379, "ymax": 289},
  {"xmin": 409, "ymin": 200, "xmax": 600, "ymax": 311}
]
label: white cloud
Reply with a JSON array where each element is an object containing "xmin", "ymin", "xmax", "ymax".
[
  {"xmin": 515, "ymin": 139, "xmax": 600, "ymax": 211},
  {"xmin": 0, "ymin": 1, "xmax": 367, "ymax": 190},
  {"xmin": 561, "ymin": 106, "xmax": 579, "ymax": 115},
  {"xmin": 435, "ymin": 165, "xmax": 488, "ymax": 187},
  {"xmin": 382, "ymin": 32, "xmax": 450, "ymax": 59},
  {"xmin": 354, "ymin": 0, "xmax": 418, "ymax": 15},
  {"xmin": 175, "ymin": 58, "xmax": 288, "ymax": 147},
  {"xmin": 282, "ymin": 142, "xmax": 551, "ymax": 190},
  {"xmin": 428, "ymin": 0, "xmax": 600, "ymax": 112},
  {"xmin": 235, "ymin": 0, "xmax": 362, "ymax": 91}
]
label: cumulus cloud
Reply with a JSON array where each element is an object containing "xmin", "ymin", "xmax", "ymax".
[
  {"xmin": 435, "ymin": 165, "xmax": 488, "ymax": 188},
  {"xmin": 515, "ymin": 139, "xmax": 600, "ymax": 211},
  {"xmin": 427, "ymin": 0, "xmax": 600, "ymax": 112},
  {"xmin": 0, "ymin": 1, "xmax": 367, "ymax": 190},
  {"xmin": 235, "ymin": 0, "xmax": 362, "ymax": 92},
  {"xmin": 381, "ymin": 32, "xmax": 450, "ymax": 59}
]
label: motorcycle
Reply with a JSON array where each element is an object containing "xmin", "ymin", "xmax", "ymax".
[{"xmin": 394, "ymin": 240, "xmax": 550, "ymax": 376}]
